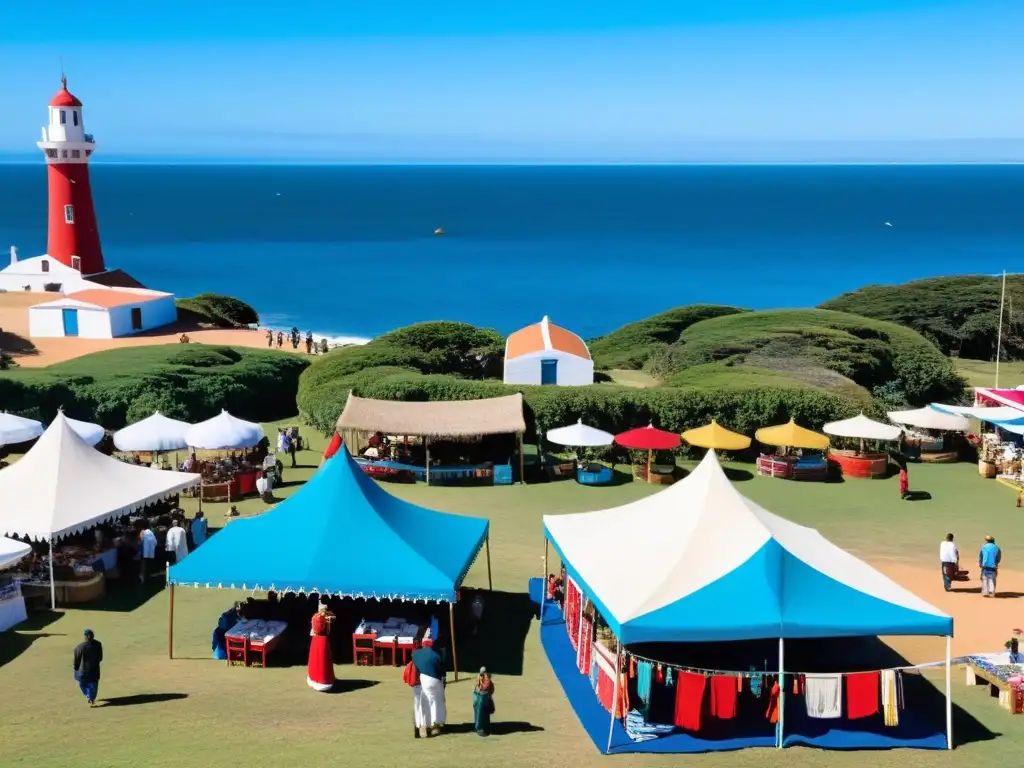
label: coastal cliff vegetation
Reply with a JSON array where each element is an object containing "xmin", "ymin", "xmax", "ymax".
[
  {"xmin": 298, "ymin": 308, "xmax": 965, "ymax": 440},
  {"xmin": 820, "ymin": 275, "xmax": 1024, "ymax": 361},
  {"xmin": 175, "ymin": 293, "xmax": 260, "ymax": 328},
  {"xmin": 0, "ymin": 345, "xmax": 307, "ymax": 428}
]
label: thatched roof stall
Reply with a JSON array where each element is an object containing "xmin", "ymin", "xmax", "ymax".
[{"xmin": 335, "ymin": 393, "xmax": 528, "ymax": 483}]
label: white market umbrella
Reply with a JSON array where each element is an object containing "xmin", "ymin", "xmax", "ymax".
[
  {"xmin": 546, "ymin": 419, "xmax": 615, "ymax": 448},
  {"xmin": 0, "ymin": 536, "xmax": 31, "ymax": 570},
  {"xmin": 888, "ymin": 408, "xmax": 969, "ymax": 432},
  {"xmin": 823, "ymin": 414, "xmax": 903, "ymax": 442},
  {"xmin": 65, "ymin": 417, "xmax": 105, "ymax": 446},
  {"xmin": 113, "ymin": 411, "xmax": 192, "ymax": 452},
  {"xmin": 185, "ymin": 410, "xmax": 264, "ymax": 450},
  {"xmin": 0, "ymin": 413, "xmax": 44, "ymax": 446}
]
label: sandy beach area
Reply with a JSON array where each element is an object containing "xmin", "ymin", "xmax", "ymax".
[{"xmin": 0, "ymin": 292, "xmax": 320, "ymax": 367}]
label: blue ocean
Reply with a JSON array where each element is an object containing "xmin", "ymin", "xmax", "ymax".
[{"xmin": 0, "ymin": 164, "xmax": 1021, "ymax": 341}]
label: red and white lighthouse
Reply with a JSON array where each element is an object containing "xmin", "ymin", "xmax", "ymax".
[{"xmin": 36, "ymin": 77, "xmax": 106, "ymax": 276}]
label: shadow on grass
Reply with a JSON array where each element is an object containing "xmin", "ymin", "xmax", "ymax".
[
  {"xmin": 723, "ymin": 467, "xmax": 754, "ymax": 482},
  {"xmin": 0, "ymin": 329, "xmax": 39, "ymax": 356},
  {"xmin": 100, "ymin": 692, "xmax": 189, "ymax": 707},
  {"xmin": 444, "ymin": 721, "xmax": 546, "ymax": 736},
  {"xmin": 87, "ymin": 576, "xmax": 165, "ymax": 612},
  {"xmin": 456, "ymin": 590, "xmax": 535, "ymax": 677},
  {"xmin": 324, "ymin": 679, "xmax": 379, "ymax": 694},
  {"xmin": 905, "ymin": 490, "xmax": 933, "ymax": 501}
]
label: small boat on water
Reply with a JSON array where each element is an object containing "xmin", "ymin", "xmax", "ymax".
[{"xmin": 434, "ymin": 227, "xmax": 445, "ymax": 236}]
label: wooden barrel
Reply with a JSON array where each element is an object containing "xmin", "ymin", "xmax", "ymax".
[{"xmin": 979, "ymin": 459, "xmax": 997, "ymax": 479}]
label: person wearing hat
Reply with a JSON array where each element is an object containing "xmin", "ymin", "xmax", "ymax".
[
  {"xmin": 73, "ymin": 629, "xmax": 104, "ymax": 706},
  {"xmin": 473, "ymin": 666, "xmax": 496, "ymax": 737},
  {"xmin": 979, "ymin": 535, "xmax": 1002, "ymax": 597}
]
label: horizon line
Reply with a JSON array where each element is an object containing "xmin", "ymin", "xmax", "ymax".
[{"xmin": 1, "ymin": 160, "xmax": 1024, "ymax": 168}]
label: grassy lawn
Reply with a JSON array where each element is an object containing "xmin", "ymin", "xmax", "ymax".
[
  {"xmin": 954, "ymin": 358, "xmax": 1024, "ymax": 389},
  {"xmin": 3, "ymin": 422, "xmax": 1024, "ymax": 767}
]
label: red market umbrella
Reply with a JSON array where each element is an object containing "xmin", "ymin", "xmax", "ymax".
[
  {"xmin": 323, "ymin": 432, "xmax": 343, "ymax": 460},
  {"xmin": 614, "ymin": 423, "xmax": 681, "ymax": 483}
]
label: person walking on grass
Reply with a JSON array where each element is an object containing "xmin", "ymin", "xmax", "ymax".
[
  {"xmin": 898, "ymin": 466, "xmax": 910, "ymax": 500},
  {"xmin": 473, "ymin": 667, "xmax": 495, "ymax": 736},
  {"xmin": 940, "ymin": 533, "xmax": 958, "ymax": 592},
  {"xmin": 73, "ymin": 629, "xmax": 103, "ymax": 706},
  {"xmin": 979, "ymin": 535, "xmax": 1002, "ymax": 597}
]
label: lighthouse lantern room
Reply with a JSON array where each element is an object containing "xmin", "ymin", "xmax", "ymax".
[{"xmin": 36, "ymin": 76, "xmax": 106, "ymax": 276}]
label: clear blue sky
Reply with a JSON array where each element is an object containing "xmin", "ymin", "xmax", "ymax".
[{"xmin": 0, "ymin": 0, "xmax": 1021, "ymax": 162}]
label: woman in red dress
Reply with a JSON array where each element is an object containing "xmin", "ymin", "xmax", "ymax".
[{"xmin": 307, "ymin": 602, "xmax": 336, "ymax": 692}]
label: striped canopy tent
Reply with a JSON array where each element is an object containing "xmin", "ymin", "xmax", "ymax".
[
  {"xmin": 755, "ymin": 419, "xmax": 830, "ymax": 450},
  {"xmin": 682, "ymin": 420, "xmax": 751, "ymax": 451}
]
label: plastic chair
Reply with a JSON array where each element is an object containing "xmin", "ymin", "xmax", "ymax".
[
  {"xmin": 226, "ymin": 636, "xmax": 248, "ymax": 666},
  {"xmin": 353, "ymin": 634, "xmax": 376, "ymax": 666}
]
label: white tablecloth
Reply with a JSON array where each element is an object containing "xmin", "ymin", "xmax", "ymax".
[
  {"xmin": 225, "ymin": 619, "xmax": 288, "ymax": 644},
  {"xmin": 355, "ymin": 619, "xmax": 423, "ymax": 644},
  {"xmin": 0, "ymin": 596, "xmax": 28, "ymax": 632}
]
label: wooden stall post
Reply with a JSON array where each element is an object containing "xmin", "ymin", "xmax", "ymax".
[
  {"xmin": 168, "ymin": 583, "xmax": 175, "ymax": 660},
  {"xmin": 518, "ymin": 432, "xmax": 525, "ymax": 484},
  {"xmin": 485, "ymin": 533, "xmax": 493, "ymax": 591},
  {"xmin": 605, "ymin": 645, "xmax": 623, "ymax": 753},
  {"xmin": 449, "ymin": 601, "xmax": 459, "ymax": 682},
  {"xmin": 646, "ymin": 449, "xmax": 653, "ymax": 483},
  {"xmin": 425, "ymin": 436, "xmax": 431, "ymax": 486},
  {"xmin": 48, "ymin": 539, "xmax": 56, "ymax": 611}
]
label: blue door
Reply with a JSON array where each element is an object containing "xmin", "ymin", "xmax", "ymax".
[
  {"xmin": 541, "ymin": 359, "xmax": 558, "ymax": 385},
  {"xmin": 62, "ymin": 308, "xmax": 79, "ymax": 337}
]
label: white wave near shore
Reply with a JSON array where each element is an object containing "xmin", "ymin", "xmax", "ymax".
[{"xmin": 256, "ymin": 312, "xmax": 372, "ymax": 349}]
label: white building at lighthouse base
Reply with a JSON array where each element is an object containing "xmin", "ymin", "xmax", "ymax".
[{"xmin": 0, "ymin": 252, "xmax": 97, "ymax": 293}]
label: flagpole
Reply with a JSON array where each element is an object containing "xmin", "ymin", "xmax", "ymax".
[{"xmin": 996, "ymin": 270, "xmax": 1007, "ymax": 388}]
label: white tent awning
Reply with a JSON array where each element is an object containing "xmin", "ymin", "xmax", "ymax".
[
  {"xmin": 65, "ymin": 417, "xmax": 105, "ymax": 447},
  {"xmin": 114, "ymin": 411, "xmax": 193, "ymax": 452},
  {"xmin": 185, "ymin": 410, "xmax": 264, "ymax": 450},
  {"xmin": 823, "ymin": 414, "xmax": 903, "ymax": 441},
  {"xmin": 0, "ymin": 413, "xmax": 44, "ymax": 446},
  {"xmin": 0, "ymin": 413, "xmax": 201, "ymax": 541},
  {"xmin": 0, "ymin": 536, "xmax": 31, "ymax": 570},
  {"xmin": 887, "ymin": 408, "xmax": 969, "ymax": 432},
  {"xmin": 931, "ymin": 404, "xmax": 1024, "ymax": 424},
  {"xmin": 546, "ymin": 419, "xmax": 615, "ymax": 447}
]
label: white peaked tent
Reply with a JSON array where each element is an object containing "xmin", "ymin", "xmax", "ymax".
[
  {"xmin": 65, "ymin": 416, "xmax": 105, "ymax": 446},
  {"xmin": 546, "ymin": 419, "xmax": 614, "ymax": 447},
  {"xmin": 823, "ymin": 413, "xmax": 903, "ymax": 441},
  {"xmin": 0, "ymin": 413, "xmax": 200, "ymax": 608},
  {"xmin": 185, "ymin": 410, "xmax": 264, "ymax": 450},
  {"xmin": 0, "ymin": 413, "xmax": 44, "ymax": 446},
  {"xmin": 114, "ymin": 411, "xmax": 192, "ymax": 452},
  {"xmin": 0, "ymin": 536, "xmax": 31, "ymax": 570},
  {"xmin": 888, "ymin": 408, "xmax": 969, "ymax": 432},
  {"xmin": 542, "ymin": 450, "xmax": 954, "ymax": 750}
]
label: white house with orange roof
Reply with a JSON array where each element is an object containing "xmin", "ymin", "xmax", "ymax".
[
  {"xmin": 504, "ymin": 315, "xmax": 594, "ymax": 386},
  {"xmin": 28, "ymin": 287, "xmax": 177, "ymax": 338}
]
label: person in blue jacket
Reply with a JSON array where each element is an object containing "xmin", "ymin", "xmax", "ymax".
[{"xmin": 979, "ymin": 535, "xmax": 1002, "ymax": 597}]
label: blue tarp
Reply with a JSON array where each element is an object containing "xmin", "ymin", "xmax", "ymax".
[{"xmin": 169, "ymin": 449, "xmax": 489, "ymax": 601}]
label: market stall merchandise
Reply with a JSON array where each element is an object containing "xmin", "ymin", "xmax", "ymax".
[
  {"xmin": 614, "ymin": 423, "xmax": 681, "ymax": 484},
  {"xmin": 0, "ymin": 536, "xmax": 32, "ymax": 631},
  {"xmin": 0, "ymin": 413, "xmax": 44, "ymax": 446},
  {"xmin": 822, "ymin": 414, "xmax": 902, "ymax": 479},
  {"xmin": 547, "ymin": 419, "xmax": 615, "ymax": 485},
  {"xmin": 888, "ymin": 408, "xmax": 968, "ymax": 463},
  {"xmin": 185, "ymin": 410, "xmax": 264, "ymax": 451},
  {"xmin": 0, "ymin": 413, "xmax": 200, "ymax": 608},
  {"xmin": 965, "ymin": 652, "xmax": 1024, "ymax": 714},
  {"xmin": 540, "ymin": 450, "xmax": 953, "ymax": 754},
  {"xmin": 224, "ymin": 619, "xmax": 289, "ymax": 667},
  {"xmin": 168, "ymin": 444, "xmax": 491, "ymax": 680},
  {"xmin": 113, "ymin": 411, "xmax": 192, "ymax": 452},
  {"xmin": 681, "ymin": 420, "xmax": 751, "ymax": 452},
  {"xmin": 754, "ymin": 420, "xmax": 830, "ymax": 480}
]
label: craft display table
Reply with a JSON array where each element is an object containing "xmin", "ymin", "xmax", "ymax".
[
  {"xmin": 354, "ymin": 618, "xmax": 428, "ymax": 666},
  {"xmin": 19, "ymin": 573, "xmax": 106, "ymax": 606},
  {"xmin": 225, "ymin": 619, "xmax": 288, "ymax": 668},
  {"xmin": 965, "ymin": 653, "xmax": 1024, "ymax": 713}
]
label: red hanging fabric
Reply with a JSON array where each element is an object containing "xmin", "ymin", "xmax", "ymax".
[
  {"xmin": 577, "ymin": 624, "xmax": 593, "ymax": 674},
  {"xmin": 710, "ymin": 675, "xmax": 738, "ymax": 719},
  {"xmin": 766, "ymin": 679, "xmax": 780, "ymax": 724},
  {"xmin": 597, "ymin": 665, "xmax": 614, "ymax": 711},
  {"xmin": 846, "ymin": 672, "xmax": 880, "ymax": 719},
  {"xmin": 673, "ymin": 672, "xmax": 707, "ymax": 731},
  {"xmin": 565, "ymin": 580, "xmax": 581, "ymax": 650}
]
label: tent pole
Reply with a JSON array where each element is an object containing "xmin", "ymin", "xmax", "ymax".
[
  {"xmin": 518, "ymin": 432, "xmax": 525, "ymax": 484},
  {"xmin": 777, "ymin": 637, "xmax": 785, "ymax": 749},
  {"xmin": 541, "ymin": 537, "xmax": 548, "ymax": 622},
  {"xmin": 448, "ymin": 601, "xmax": 459, "ymax": 682},
  {"xmin": 485, "ymin": 533, "xmax": 493, "ymax": 591},
  {"xmin": 425, "ymin": 436, "xmax": 431, "ymax": 486},
  {"xmin": 945, "ymin": 635, "xmax": 953, "ymax": 750},
  {"xmin": 605, "ymin": 644, "xmax": 622, "ymax": 754},
  {"xmin": 646, "ymin": 449, "xmax": 652, "ymax": 483},
  {"xmin": 48, "ymin": 538, "xmax": 56, "ymax": 611},
  {"xmin": 168, "ymin": 583, "xmax": 175, "ymax": 660}
]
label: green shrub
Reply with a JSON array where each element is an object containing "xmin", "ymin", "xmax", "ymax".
[
  {"xmin": 589, "ymin": 305, "xmax": 747, "ymax": 370},
  {"xmin": 176, "ymin": 293, "xmax": 260, "ymax": 328},
  {"xmin": 0, "ymin": 345, "xmax": 307, "ymax": 427}
]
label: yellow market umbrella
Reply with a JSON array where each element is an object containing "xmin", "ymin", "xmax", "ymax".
[
  {"xmin": 755, "ymin": 419, "xmax": 830, "ymax": 450},
  {"xmin": 682, "ymin": 420, "xmax": 751, "ymax": 451}
]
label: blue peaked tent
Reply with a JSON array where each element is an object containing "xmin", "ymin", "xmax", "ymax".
[{"xmin": 169, "ymin": 447, "xmax": 490, "ymax": 602}]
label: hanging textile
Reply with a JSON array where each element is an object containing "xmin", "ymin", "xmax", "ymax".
[
  {"xmin": 617, "ymin": 672, "xmax": 630, "ymax": 718},
  {"xmin": 597, "ymin": 665, "xmax": 615, "ymax": 711},
  {"xmin": 665, "ymin": 667, "xmax": 674, "ymax": 686},
  {"xmin": 749, "ymin": 669, "xmax": 763, "ymax": 697},
  {"xmin": 792, "ymin": 674, "xmax": 805, "ymax": 695},
  {"xmin": 881, "ymin": 670, "xmax": 899, "ymax": 726},
  {"xmin": 803, "ymin": 674, "xmax": 842, "ymax": 719},
  {"xmin": 766, "ymin": 679, "xmax": 780, "ymax": 724},
  {"xmin": 673, "ymin": 672, "xmax": 707, "ymax": 731},
  {"xmin": 636, "ymin": 661, "xmax": 653, "ymax": 704},
  {"xmin": 565, "ymin": 578, "xmax": 581, "ymax": 650},
  {"xmin": 709, "ymin": 675, "xmax": 738, "ymax": 719},
  {"xmin": 629, "ymin": 657, "xmax": 637, "ymax": 679},
  {"xmin": 577, "ymin": 626, "xmax": 593, "ymax": 674},
  {"xmin": 845, "ymin": 671, "xmax": 880, "ymax": 719}
]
